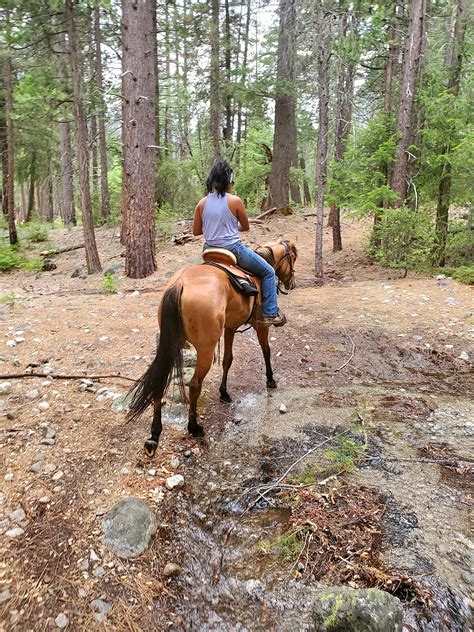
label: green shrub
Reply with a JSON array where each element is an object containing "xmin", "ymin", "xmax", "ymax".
[
  {"xmin": 102, "ymin": 273, "xmax": 118, "ymax": 294},
  {"xmin": 445, "ymin": 223, "xmax": 474, "ymax": 266},
  {"xmin": 441, "ymin": 265, "xmax": 474, "ymax": 285},
  {"xmin": 370, "ymin": 207, "xmax": 436, "ymax": 271},
  {"xmin": 26, "ymin": 222, "xmax": 49, "ymax": 242},
  {"xmin": 0, "ymin": 245, "xmax": 22, "ymax": 272}
]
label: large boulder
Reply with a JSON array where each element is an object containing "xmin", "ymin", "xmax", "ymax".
[
  {"xmin": 101, "ymin": 497, "xmax": 156, "ymax": 558},
  {"xmin": 311, "ymin": 587, "xmax": 403, "ymax": 632}
]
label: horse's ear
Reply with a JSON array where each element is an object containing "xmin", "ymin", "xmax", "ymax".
[{"xmin": 293, "ymin": 234, "xmax": 298, "ymax": 243}]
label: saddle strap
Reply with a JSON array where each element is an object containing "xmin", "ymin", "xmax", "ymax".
[{"xmin": 203, "ymin": 261, "xmax": 259, "ymax": 297}]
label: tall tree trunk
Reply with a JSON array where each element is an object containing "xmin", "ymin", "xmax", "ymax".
[
  {"xmin": 436, "ymin": 0, "xmax": 468, "ymax": 266},
  {"xmin": 65, "ymin": 0, "xmax": 102, "ymax": 273},
  {"xmin": 314, "ymin": 1, "xmax": 332, "ymax": 282},
  {"xmin": 209, "ymin": 0, "xmax": 222, "ymax": 161},
  {"xmin": 27, "ymin": 150, "xmax": 36, "ymax": 222},
  {"xmin": 390, "ymin": 0, "xmax": 426, "ymax": 204},
  {"xmin": 4, "ymin": 9, "xmax": 18, "ymax": 244},
  {"xmin": 0, "ymin": 84, "xmax": 8, "ymax": 218},
  {"xmin": 236, "ymin": 0, "xmax": 251, "ymax": 152},
  {"xmin": 328, "ymin": 4, "xmax": 357, "ymax": 251},
  {"xmin": 223, "ymin": 0, "xmax": 232, "ymax": 144},
  {"xmin": 300, "ymin": 155, "xmax": 311, "ymax": 206},
  {"xmin": 90, "ymin": 113, "xmax": 99, "ymax": 197},
  {"xmin": 93, "ymin": 2, "xmax": 111, "ymax": 219},
  {"xmin": 163, "ymin": 0, "xmax": 171, "ymax": 156},
  {"xmin": 122, "ymin": 0, "xmax": 157, "ymax": 278},
  {"xmin": 59, "ymin": 118, "xmax": 76, "ymax": 225},
  {"xmin": 266, "ymin": 0, "xmax": 299, "ymax": 210}
]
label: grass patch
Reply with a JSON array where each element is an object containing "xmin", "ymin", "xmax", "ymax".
[
  {"xmin": 323, "ymin": 437, "xmax": 367, "ymax": 472},
  {"xmin": 439, "ymin": 265, "xmax": 474, "ymax": 285},
  {"xmin": 102, "ymin": 273, "xmax": 118, "ymax": 294},
  {"xmin": 274, "ymin": 532, "xmax": 304, "ymax": 561}
]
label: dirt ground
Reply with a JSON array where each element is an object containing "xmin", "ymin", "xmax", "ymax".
[{"xmin": 1, "ymin": 213, "xmax": 473, "ymax": 631}]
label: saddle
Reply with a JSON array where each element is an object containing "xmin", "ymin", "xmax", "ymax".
[{"xmin": 202, "ymin": 248, "xmax": 259, "ymax": 297}]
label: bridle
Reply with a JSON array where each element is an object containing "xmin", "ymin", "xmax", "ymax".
[{"xmin": 256, "ymin": 240, "xmax": 296, "ymax": 295}]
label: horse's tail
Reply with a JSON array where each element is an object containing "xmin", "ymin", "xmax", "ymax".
[{"xmin": 127, "ymin": 284, "xmax": 187, "ymax": 422}]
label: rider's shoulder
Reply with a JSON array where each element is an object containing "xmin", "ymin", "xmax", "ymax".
[{"xmin": 226, "ymin": 193, "xmax": 243, "ymax": 205}]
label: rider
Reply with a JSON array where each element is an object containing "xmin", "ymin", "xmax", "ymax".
[{"xmin": 192, "ymin": 160, "xmax": 286, "ymax": 327}]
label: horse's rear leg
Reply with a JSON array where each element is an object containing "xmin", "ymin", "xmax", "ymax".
[
  {"xmin": 144, "ymin": 398, "xmax": 163, "ymax": 457},
  {"xmin": 256, "ymin": 325, "xmax": 277, "ymax": 388},
  {"xmin": 219, "ymin": 327, "xmax": 236, "ymax": 403},
  {"xmin": 188, "ymin": 346, "xmax": 215, "ymax": 437}
]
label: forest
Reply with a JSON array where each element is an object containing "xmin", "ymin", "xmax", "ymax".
[{"xmin": 0, "ymin": 0, "xmax": 472, "ymax": 281}]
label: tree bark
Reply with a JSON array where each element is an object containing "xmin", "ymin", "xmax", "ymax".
[
  {"xmin": 93, "ymin": 2, "xmax": 111, "ymax": 219},
  {"xmin": 65, "ymin": 0, "xmax": 102, "ymax": 273},
  {"xmin": 209, "ymin": 0, "xmax": 222, "ymax": 161},
  {"xmin": 4, "ymin": 9, "xmax": 18, "ymax": 244},
  {"xmin": 223, "ymin": 0, "xmax": 233, "ymax": 144},
  {"xmin": 0, "ymin": 83, "xmax": 8, "ymax": 218},
  {"xmin": 436, "ymin": 0, "xmax": 468, "ymax": 266},
  {"xmin": 27, "ymin": 150, "xmax": 36, "ymax": 222},
  {"xmin": 300, "ymin": 156, "xmax": 311, "ymax": 206},
  {"xmin": 59, "ymin": 118, "xmax": 76, "ymax": 225},
  {"xmin": 266, "ymin": 0, "xmax": 299, "ymax": 210},
  {"xmin": 236, "ymin": 0, "xmax": 251, "ymax": 149},
  {"xmin": 122, "ymin": 0, "xmax": 157, "ymax": 278},
  {"xmin": 390, "ymin": 0, "xmax": 426, "ymax": 204}
]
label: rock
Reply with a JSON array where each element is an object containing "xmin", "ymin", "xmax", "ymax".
[
  {"xmin": 38, "ymin": 402, "xmax": 50, "ymax": 411},
  {"xmin": 4, "ymin": 472, "xmax": 14, "ymax": 481},
  {"xmin": 72, "ymin": 413, "xmax": 81, "ymax": 422},
  {"xmin": 170, "ymin": 457, "xmax": 180, "ymax": 469},
  {"xmin": 311, "ymin": 587, "xmax": 403, "ymax": 632},
  {"xmin": 148, "ymin": 469, "xmax": 157, "ymax": 477},
  {"xmin": 0, "ymin": 587, "xmax": 11, "ymax": 603},
  {"xmin": 459, "ymin": 351, "xmax": 470, "ymax": 362},
  {"xmin": 6, "ymin": 340, "xmax": 16, "ymax": 347},
  {"xmin": 38, "ymin": 496, "xmax": 50, "ymax": 504},
  {"xmin": 25, "ymin": 390, "xmax": 40, "ymax": 400},
  {"xmin": 9, "ymin": 508, "xmax": 26, "ymax": 523},
  {"xmin": 42, "ymin": 365, "xmax": 53, "ymax": 375},
  {"xmin": 163, "ymin": 562, "xmax": 182, "ymax": 577},
  {"xmin": 55, "ymin": 613, "xmax": 69, "ymax": 629},
  {"xmin": 89, "ymin": 549, "xmax": 100, "ymax": 562},
  {"xmin": 0, "ymin": 400, "xmax": 6, "ymax": 411},
  {"xmin": 42, "ymin": 259, "xmax": 57, "ymax": 272},
  {"xmin": 6, "ymin": 527, "xmax": 25, "ymax": 538},
  {"xmin": 184, "ymin": 450, "xmax": 192, "ymax": 458},
  {"xmin": 120, "ymin": 466, "xmax": 131, "ymax": 476},
  {"xmin": 90, "ymin": 599, "xmax": 111, "ymax": 615},
  {"xmin": 45, "ymin": 427, "xmax": 56, "ymax": 439},
  {"xmin": 279, "ymin": 403, "xmax": 287, "ymax": 414},
  {"xmin": 71, "ymin": 268, "xmax": 87, "ymax": 279},
  {"xmin": 165, "ymin": 474, "xmax": 184, "ymax": 490},
  {"xmin": 104, "ymin": 263, "xmax": 123, "ymax": 275},
  {"xmin": 0, "ymin": 382, "xmax": 12, "ymax": 395},
  {"xmin": 94, "ymin": 614, "xmax": 107, "ymax": 623},
  {"xmin": 101, "ymin": 497, "xmax": 157, "ymax": 558},
  {"xmin": 43, "ymin": 464, "xmax": 57, "ymax": 475},
  {"xmin": 93, "ymin": 565, "xmax": 105, "ymax": 578},
  {"xmin": 29, "ymin": 461, "xmax": 43, "ymax": 474},
  {"xmin": 52, "ymin": 470, "xmax": 64, "ymax": 481}
]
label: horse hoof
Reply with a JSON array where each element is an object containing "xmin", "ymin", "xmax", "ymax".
[
  {"xmin": 220, "ymin": 391, "xmax": 232, "ymax": 404},
  {"xmin": 189, "ymin": 423, "xmax": 205, "ymax": 437},
  {"xmin": 267, "ymin": 379, "xmax": 277, "ymax": 389},
  {"xmin": 144, "ymin": 439, "xmax": 158, "ymax": 458}
]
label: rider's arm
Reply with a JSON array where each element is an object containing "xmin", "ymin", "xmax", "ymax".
[
  {"xmin": 192, "ymin": 201, "xmax": 203, "ymax": 236},
  {"xmin": 234, "ymin": 198, "xmax": 250, "ymax": 232}
]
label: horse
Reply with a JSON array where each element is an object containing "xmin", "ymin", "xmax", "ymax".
[{"xmin": 127, "ymin": 239, "xmax": 298, "ymax": 457}]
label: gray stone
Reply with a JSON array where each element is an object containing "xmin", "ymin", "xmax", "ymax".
[
  {"xmin": 4, "ymin": 472, "xmax": 14, "ymax": 481},
  {"xmin": 101, "ymin": 497, "xmax": 156, "ymax": 558},
  {"xmin": 93, "ymin": 565, "xmax": 105, "ymax": 578},
  {"xmin": 71, "ymin": 268, "xmax": 87, "ymax": 279},
  {"xmin": 104, "ymin": 263, "xmax": 123, "ymax": 275},
  {"xmin": 25, "ymin": 390, "xmax": 40, "ymax": 400},
  {"xmin": 0, "ymin": 382, "xmax": 12, "ymax": 395},
  {"xmin": 311, "ymin": 587, "xmax": 403, "ymax": 632},
  {"xmin": 42, "ymin": 259, "xmax": 57, "ymax": 272},
  {"xmin": 29, "ymin": 460, "xmax": 43, "ymax": 474},
  {"xmin": 55, "ymin": 613, "xmax": 69, "ymax": 629},
  {"xmin": 0, "ymin": 587, "xmax": 11, "ymax": 603},
  {"xmin": 90, "ymin": 599, "xmax": 111, "ymax": 615},
  {"xmin": 9, "ymin": 508, "xmax": 26, "ymax": 523},
  {"xmin": 6, "ymin": 527, "xmax": 24, "ymax": 538},
  {"xmin": 41, "ymin": 438, "xmax": 55, "ymax": 446},
  {"xmin": 165, "ymin": 474, "xmax": 184, "ymax": 490}
]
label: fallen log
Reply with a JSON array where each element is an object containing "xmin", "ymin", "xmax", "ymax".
[
  {"xmin": 40, "ymin": 243, "xmax": 85, "ymax": 257},
  {"xmin": 254, "ymin": 206, "xmax": 294, "ymax": 221}
]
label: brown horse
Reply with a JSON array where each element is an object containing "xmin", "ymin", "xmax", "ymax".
[{"xmin": 127, "ymin": 239, "xmax": 298, "ymax": 457}]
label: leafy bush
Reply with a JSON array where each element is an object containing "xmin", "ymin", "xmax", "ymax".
[
  {"xmin": 441, "ymin": 265, "xmax": 474, "ymax": 285},
  {"xmin": 445, "ymin": 222, "xmax": 474, "ymax": 266},
  {"xmin": 26, "ymin": 222, "xmax": 49, "ymax": 242},
  {"xmin": 102, "ymin": 273, "xmax": 118, "ymax": 294},
  {"xmin": 370, "ymin": 207, "xmax": 436, "ymax": 271},
  {"xmin": 0, "ymin": 245, "xmax": 22, "ymax": 272}
]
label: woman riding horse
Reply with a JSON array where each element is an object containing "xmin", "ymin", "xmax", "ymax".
[
  {"xmin": 193, "ymin": 160, "xmax": 286, "ymax": 327},
  {"xmin": 127, "ymin": 164, "xmax": 297, "ymax": 457}
]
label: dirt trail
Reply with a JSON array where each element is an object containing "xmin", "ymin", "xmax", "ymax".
[{"xmin": 1, "ymin": 215, "xmax": 472, "ymax": 630}]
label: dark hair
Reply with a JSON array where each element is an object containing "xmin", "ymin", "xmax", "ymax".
[{"xmin": 206, "ymin": 160, "xmax": 233, "ymax": 197}]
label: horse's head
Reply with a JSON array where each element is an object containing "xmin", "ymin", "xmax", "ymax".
[{"xmin": 257, "ymin": 239, "xmax": 298, "ymax": 291}]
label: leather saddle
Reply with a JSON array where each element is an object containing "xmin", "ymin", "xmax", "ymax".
[{"xmin": 202, "ymin": 248, "xmax": 259, "ymax": 297}]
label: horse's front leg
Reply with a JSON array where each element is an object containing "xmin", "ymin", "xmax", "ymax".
[
  {"xmin": 144, "ymin": 397, "xmax": 163, "ymax": 457},
  {"xmin": 256, "ymin": 325, "xmax": 277, "ymax": 388},
  {"xmin": 219, "ymin": 327, "xmax": 236, "ymax": 403}
]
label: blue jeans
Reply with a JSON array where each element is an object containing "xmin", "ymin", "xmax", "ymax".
[{"xmin": 227, "ymin": 242, "xmax": 278, "ymax": 316}]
